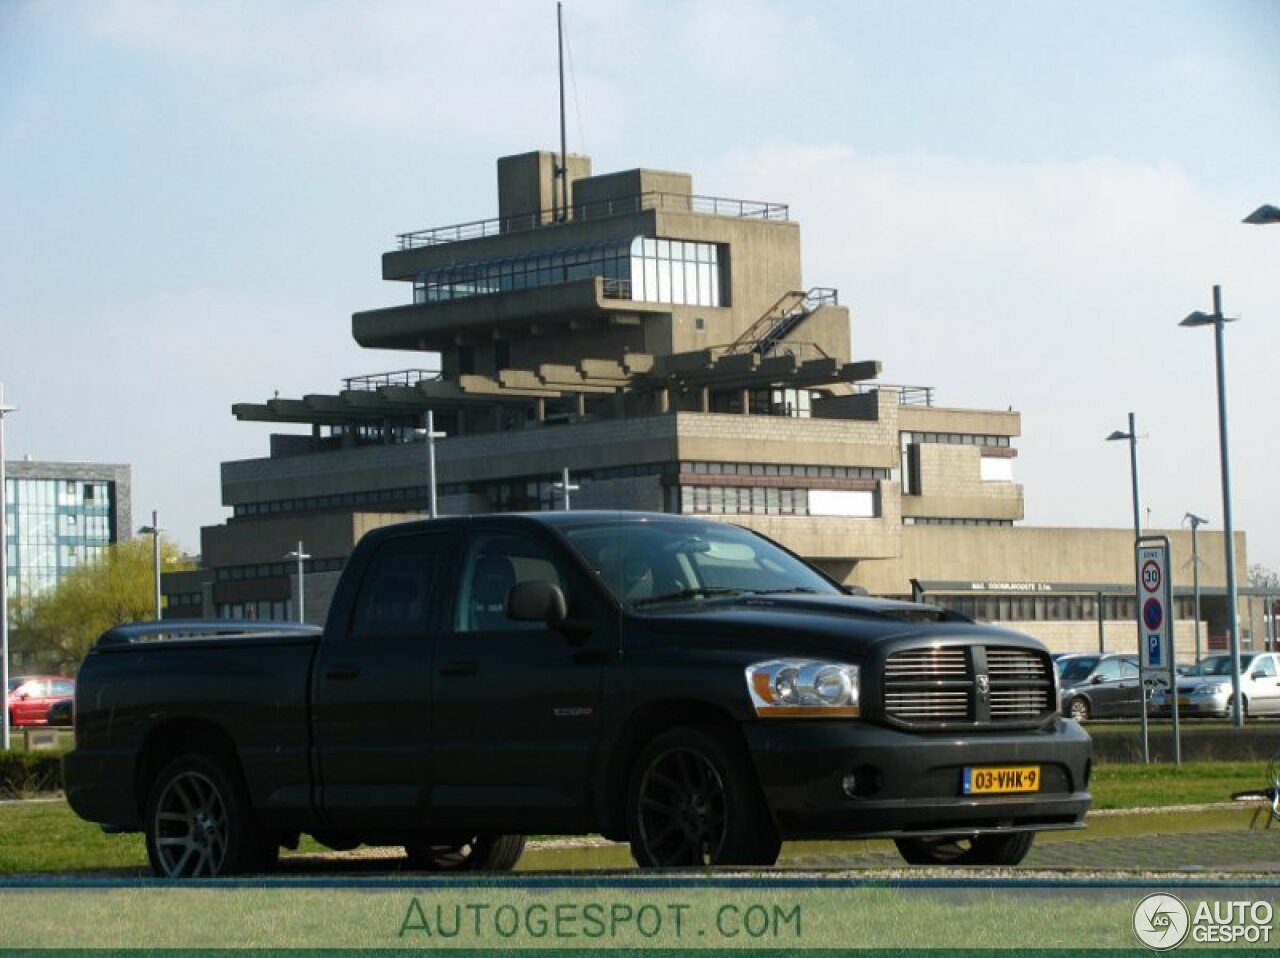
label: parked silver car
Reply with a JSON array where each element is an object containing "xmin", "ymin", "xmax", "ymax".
[{"xmin": 1149, "ymin": 652, "xmax": 1280, "ymax": 718}]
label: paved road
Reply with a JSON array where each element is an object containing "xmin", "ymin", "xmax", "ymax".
[
  {"xmin": 782, "ymin": 830, "xmax": 1280, "ymax": 874},
  {"xmin": 273, "ymin": 816, "xmax": 1280, "ymax": 878}
]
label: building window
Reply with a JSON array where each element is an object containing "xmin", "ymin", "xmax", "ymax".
[{"xmin": 412, "ymin": 236, "xmax": 725, "ymax": 309}]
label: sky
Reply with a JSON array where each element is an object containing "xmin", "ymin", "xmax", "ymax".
[{"xmin": 2, "ymin": 0, "xmax": 1279, "ymax": 569}]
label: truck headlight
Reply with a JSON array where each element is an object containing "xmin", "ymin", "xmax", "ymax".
[{"xmin": 746, "ymin": 660, "xmax": 860, "ymax": 717}]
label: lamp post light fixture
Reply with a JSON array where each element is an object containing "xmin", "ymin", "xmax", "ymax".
[
  {"xmin": 137, "ymin": 511, "xmax": 164, "ymax": 621},
  {"xmin": 1105, "ymin": 413, "xmax": 1143, "ymax": 538},
  {"xmin": 284, "ymin": 542, "xmax": 310, "ymax": 623},
  {"xmin": 1243, "ymin": 204, "xmax": 1280, "ymax": 225},
  {"xmin": 0, "ymin": 386, "xmax": 17, "ymax": 753},
  {"xmin": 1106, "ymin": 412, "xmax": 1148, "ymax": 762},
  {"xmin": 1180, "ymin": 285, "xmax": 1244, "ymax": 727},
  {"xmin": 552, "ymin": 467, "xmax": 579, "ymax": 511},
  {"xmin": 413, "ymin": 410, "xmax": 447, "ymax": 520},
  {"xmin": 1183, "ymin": 512, "xmax": 1208, "ymax": 666}
]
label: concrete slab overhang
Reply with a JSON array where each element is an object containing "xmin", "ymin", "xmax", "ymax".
[
  {"xmin": 645, "ymin": 352, "xmax": 882, "ymax": 391},
  {"xmin": 353, "ymin": 277, "xmax": 670, "ymax": 351}
]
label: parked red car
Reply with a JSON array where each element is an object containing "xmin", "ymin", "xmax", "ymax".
[{"xmin": 6, "ymin": 675, "xmax": 76, "ymax": 727}]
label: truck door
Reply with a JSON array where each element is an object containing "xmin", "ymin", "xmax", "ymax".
[
  {"xmin": 311, "ymin": 529, "xmax": 454, "ymax": 829},
  {"xmin": 429, "ymin": 525, "xmax": 610, "ymax": 833}
]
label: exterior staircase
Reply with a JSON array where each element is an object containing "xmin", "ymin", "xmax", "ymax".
[{"xmin": 725, "ymin": 287, "xmax": 838, "ymax": 356}]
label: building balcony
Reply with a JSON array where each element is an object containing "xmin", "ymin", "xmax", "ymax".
[{"xmin": 353, "ymin": 276, "xmax": 672, "ymax": 351}]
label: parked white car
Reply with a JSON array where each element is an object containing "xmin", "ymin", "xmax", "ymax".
[{"xmin": 1149, "ymin": 652, "xmax": 1280, "ymax": 718}]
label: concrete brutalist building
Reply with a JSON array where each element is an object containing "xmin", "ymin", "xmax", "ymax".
[{"xmin": 183, "ymin": 150, "xmax": 1256, "ymax": 655}]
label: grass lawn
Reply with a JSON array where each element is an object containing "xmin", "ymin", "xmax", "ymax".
[{"xmin": 1, "ymin": 758, "xmax": 1272, "ymax": 876}]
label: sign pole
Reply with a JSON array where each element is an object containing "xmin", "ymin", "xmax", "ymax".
[{"xmin": 1137, "ymin": 536, "xmax": 1179, "ymax": 765}]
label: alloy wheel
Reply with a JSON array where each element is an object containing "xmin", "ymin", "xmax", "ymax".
[{"xmin": 635, "ymin": 746, "xmax": 728, "ymax": 866}]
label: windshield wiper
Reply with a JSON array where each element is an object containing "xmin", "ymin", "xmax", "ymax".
[
  {"xmin": 749, "ymin": 587, "xmax": 822, "ymax": 595},
  {"xmin": 631, "ymin": 587, "xmax": 749, "ymax": 608}
]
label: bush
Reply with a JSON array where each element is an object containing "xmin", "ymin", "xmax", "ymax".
[{"xmin": 0, "ymin": 750, "xmax": 66, "ymax": 796}]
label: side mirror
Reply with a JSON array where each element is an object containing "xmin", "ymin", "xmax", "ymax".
[
  {"xmin": 1091, "ymin": 674, "xmax": 1107, "ymax": 685},
  {"xmin": 506, "ymin": 581, "xmax": 567, "ymax": 625}
]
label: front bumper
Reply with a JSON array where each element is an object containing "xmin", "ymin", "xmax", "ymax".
[
  {"xmin": 743, "ymin": 717, "xmax": 1091, "ymax": 840},
  {"xmin": 1150, "ymin": 692, "xmax": 1230, "ymax": 717}
]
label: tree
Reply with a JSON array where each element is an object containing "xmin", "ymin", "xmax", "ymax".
[
  {"xmin": 12, "ymin": 537, "xmax": 193, "ymax": 671},
  {"xmin": 1248, "ymin": 564, "xmax": 1280, "ymax": 590}
]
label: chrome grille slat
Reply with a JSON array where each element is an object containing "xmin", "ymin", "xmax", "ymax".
[{"xmin": 883, "ymin": 644, "xmax": 1052, "ymax": 726}]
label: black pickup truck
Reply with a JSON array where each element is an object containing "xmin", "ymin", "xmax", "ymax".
[{"xmin": 65, "ymin": 512, "xmax": 1090, "ymax": 876}]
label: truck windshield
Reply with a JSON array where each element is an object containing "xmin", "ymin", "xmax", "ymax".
[{"xmin": 562, "ymin": 519, "xmax": 840, "ymax": 609}]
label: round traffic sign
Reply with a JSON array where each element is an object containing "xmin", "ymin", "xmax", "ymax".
[
  {"xmin": 1143, "ymin": 597, "xmax": 1164, "ymax": 631},
  {"xmin": 1141, "ymin": 559, "xmax": 1161, "ymax": 593}
]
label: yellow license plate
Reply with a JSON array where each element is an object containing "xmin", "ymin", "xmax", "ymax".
[
  {"xmin": 963, "ymin": 766, "xmax": 1041, "ymax": 795},
  {"xmin": 1177, "ymin": 697, "xmax": 1191, "ymax": 706}
]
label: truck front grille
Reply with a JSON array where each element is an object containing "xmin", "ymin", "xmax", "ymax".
[{"xmin": 882, "ymin": 644, "xmax": 1054, "ymax": 728}]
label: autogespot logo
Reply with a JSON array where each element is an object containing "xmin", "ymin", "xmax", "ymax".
[{"xmin": 1134, "ymin": 893, "xmax": 1190, "ymax": 951}]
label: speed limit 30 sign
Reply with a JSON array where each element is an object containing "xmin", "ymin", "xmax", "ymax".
[{"xmin": 1136, "ymin": 542, "xmax": 1173, "ymax": 677}]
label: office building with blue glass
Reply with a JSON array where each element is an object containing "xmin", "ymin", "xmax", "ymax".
[{"xmin": 3, "ymin": 460, "xmax": 131, "ymax": 613}]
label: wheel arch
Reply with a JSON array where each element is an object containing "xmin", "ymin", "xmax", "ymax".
[
  {"xmin": 135, "ymin": 718, "xmax": 242, "ymax": 819},
  {"xmin": 596, "ymin": 699, "xmax": 749, "ymax": 839}
]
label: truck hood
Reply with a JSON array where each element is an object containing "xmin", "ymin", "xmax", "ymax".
[{"xmin": 629, "ymin": 592, "xmax": 1042, "ymax": 658}]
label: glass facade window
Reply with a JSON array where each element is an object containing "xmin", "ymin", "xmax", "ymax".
[
  {"xmin": 675, "ymin": 485, "xmax": 882, "ymax": 518},
  {"xmin": 903, "ymin": 517, "xmax": 1015, "ymax": 527},
  {"xmin": 4, "ymin": 475, "xmax": 116, "ymax": 608},
  {"xmin": 412, "ymin": 236, "xmax": 724, "ymax": 308},
  {"xmin": 934, "ymin": 594, "xmax": 1199, "ymax": 624}
]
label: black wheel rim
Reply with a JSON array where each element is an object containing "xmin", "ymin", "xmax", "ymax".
[
  {"xmin": 637, "ymin": 746, "xmax": 727, "ymax": 866},
  {"xmin": 153, "ymin": 771, "xmax": 228, "ymax": 877},
  {"xmin": 416, "ymin": 837, "xmax": 482, "ymax": 870}
]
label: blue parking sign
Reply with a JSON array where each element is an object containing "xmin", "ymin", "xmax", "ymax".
[{"xmin": 1147, "ymin": 633, "xmax": 1162, "ymax": 666}]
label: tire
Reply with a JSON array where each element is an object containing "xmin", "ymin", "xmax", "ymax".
[
  {"xmin": 144, "ymin": 752, "xmax": 277, "ymax": 878},
  {"xmin": 1068, "ymin": 697, "xmax": 1090, "ymax": 722},
  {"xmin": 404, "ymin": 834, "xmax": 525, "ymax": 871},
  {"xmin": 895, "ymin": 831, "xmax": 1035, "ymax": 867},
  {"xmin": 626, "ymin": 724, "xmax": 780, "ymax": 868},
  {"xmin": 1227, "ymin": 696, "xmax": 1250, "ymax": 720}
]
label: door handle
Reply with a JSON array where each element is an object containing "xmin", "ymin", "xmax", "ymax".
[
  {"xmin": 325, "ymin": 665, "xmax": 360, "ymax": 680},
  {"xmin": 440, "ymin": 660, "xmax": 478, "ymax": 677}
]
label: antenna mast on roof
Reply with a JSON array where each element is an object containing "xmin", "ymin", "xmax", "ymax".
[{"xmin": 555, "ymin": 1, "xmax": 568, "ymax": 223}]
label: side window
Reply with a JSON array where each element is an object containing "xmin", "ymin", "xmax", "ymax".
[
  {"xmin": 454, "ymin": 531, "xmax": 566, "ymax": 633},
  {"xmin": 349, "ymin": 533, "xmax": 447, "ymax": 640},
  {"xmin": 1254, "ymin": 657, "xmax": 1277, "ymax": 678},
  {"xmin": 1095, "ymin": 658, "xmax": 1122, "ymax": 681},
  {"xmin": 53, "ymin": 680, "xmax": 75, "ymax": 697},
  {"xmin": 1119, "ymin": 659, "xmax": 1139, "ymax": 679}
]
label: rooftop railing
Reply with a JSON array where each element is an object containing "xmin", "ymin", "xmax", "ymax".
[
  {"xmin": 343, "ymin": 369, "xmax": 442, "ymax": 392},
  {"xmin": 395, "ymin": 191, "xmax": 789, "ymax": 250},
  {"xmin": 853, "ymin": 383, "xmax": 936, "ymax": 407}
]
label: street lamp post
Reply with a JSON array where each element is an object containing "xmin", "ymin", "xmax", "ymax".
[
  {"xmin": 137, "ymin": 511, "xmax": 163, "ymax": 621},
  {"xmin": 1180, "ymin": 285, "xmax": 1244, "ymax": 727},
  {"xmin": 0, "ymin": 386, "xmax": 16, "ymax": 753},
  {"xmin": 414, "ymin": 410, "xmax": 447, "ymax": 519},
  {"xmin": 284, "ymin": 542, "xmax": 310, "ymax": 623},
  {"xmin": 1106, "ymin": 412, "xmax": 1148, "ymax": 762},
  {"xmin": 552, "ymin": 467, "xmax": 579, "ymax": 511},
  {"xmin": 1183, "ymin": 513, "xmax": 1208, "ymax": 665},
  {"xmin": 1244, "ymin": 205, "xmax": 1278, "ymax": 652}
]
